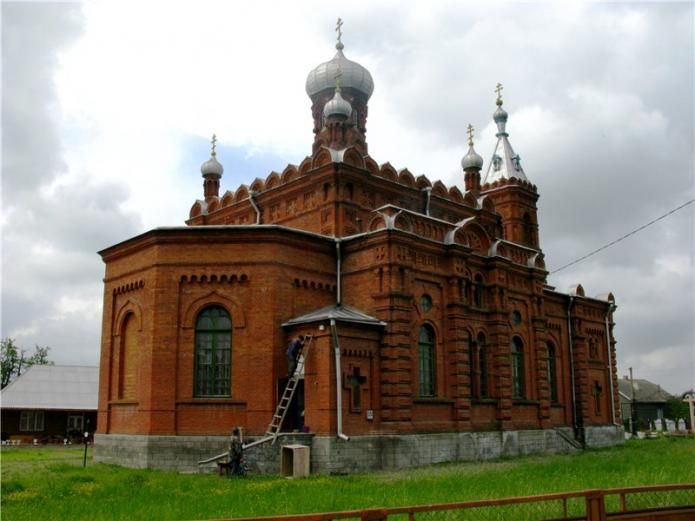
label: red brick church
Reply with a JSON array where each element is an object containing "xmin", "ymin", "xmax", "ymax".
[{"xmin": 94, "ymin": 26, "xmax": 622, "ymax": 472}]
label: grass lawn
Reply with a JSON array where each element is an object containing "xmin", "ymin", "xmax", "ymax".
[{"xmin": 1, "ymin": 437, "xmax": 694, "ymax": 520}]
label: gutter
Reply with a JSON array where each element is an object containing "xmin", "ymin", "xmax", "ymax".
[
  {"xmin": 567, "ymin": 296, "xmax": 579, "ymax": 436},
  {"xmin": 604, "ymin": 303, "xmax": 618, "ymax": 425},
  {"xmin": 249, "ymin": 191, "xmax": 261, "ymax": 225}
]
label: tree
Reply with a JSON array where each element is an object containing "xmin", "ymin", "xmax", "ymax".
[
  {"xmin": 665, "ymin": 396, "xmax": 689, "ymax": 422},
  {"xmin": 0, "ymin": 338, "xmax": 54, "ymax": 389}
]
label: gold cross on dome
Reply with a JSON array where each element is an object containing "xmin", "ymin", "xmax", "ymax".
[
  {"xmin": 495, "ymin": 82, "xmax": 504, "ymax": 104},
  {"xmin": 336, "ymin": 17, "xmax": 344, "ymax": 45},
  {"xmin": 466, "ymin": 124, "xmax": 475, "ymax": 146},
  {"xmin": 211, "ymin": 134, "xmax": 217, "ymax": 157}
]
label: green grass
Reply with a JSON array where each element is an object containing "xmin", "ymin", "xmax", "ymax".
[{"xmin": 1, "ymin": 437, "xmax": 694, "ymax": 520}]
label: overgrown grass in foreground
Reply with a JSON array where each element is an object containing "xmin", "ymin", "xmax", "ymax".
[{"xmin": 1, "ymin": 437, "xmax": 694, "ymax": 521}]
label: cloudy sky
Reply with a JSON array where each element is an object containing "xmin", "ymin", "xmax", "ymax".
[{"xmin": 2, "ymin": 1, "xmax": 693, "ymax": 394}]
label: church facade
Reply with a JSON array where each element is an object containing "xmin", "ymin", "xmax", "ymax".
[{"xmin": 94, "ymin": 31, "xmax": 622, "ymax": 472}]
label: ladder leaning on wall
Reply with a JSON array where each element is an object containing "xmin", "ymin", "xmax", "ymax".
[{"xmin": 265, "ymin": 334, "xmax": 313, "ymax": 442}]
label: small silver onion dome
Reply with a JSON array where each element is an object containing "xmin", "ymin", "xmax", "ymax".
[
  {"xmin": 323, "ymin": 88, "xmax": 353, "ymax": 119},
  {"xmin": 306, "ymin": 48, "xmax": 374, "ymax": 100},
  {"xmin": 201, "ymin": 134, "xmax": 223, "ymax": 177},
  {"xmin": 462, "ymin": 123, "xmax": 483, "ymax": 170},
  {"xmin": 493, "ymin": 105, "xmax": 508, "ymax": 123},
  {"xmin": 201, "ymin": 156, "xmax": 223, "ymax": 177},
  {"xmin": 462, "ymin": 146, "xmax": 484, "ymax": 170}
]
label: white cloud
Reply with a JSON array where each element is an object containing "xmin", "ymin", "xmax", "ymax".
[{"xmin": 2, "ymin": 1, "xmax": 693, "ymax": 393}]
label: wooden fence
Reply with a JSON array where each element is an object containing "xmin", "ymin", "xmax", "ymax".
[{"xmin": 216, "ymin": 483, "xmax": 695, "ymax": 521}]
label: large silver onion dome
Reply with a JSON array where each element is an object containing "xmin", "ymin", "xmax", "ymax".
[
  {"xmin": 201, "ymin": 156, "xmax": 223, "ymax": 177},
  {"xmin": 306, "ymin": 48, "xmax": 374, "ymax": 100},
  {"xmin": 323, "ymin": 88, "xmax": 353, "ymax": 119}
]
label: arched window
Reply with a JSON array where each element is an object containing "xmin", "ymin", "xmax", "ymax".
[
  {"xmin": 418, "ymin": 325, "xmax": 436, "ymax": 397},
  {"xmin": 195, "ymin": 306, "xmax": 232, "ymax": 396},
  {"xmin": 511, "ymin": 337, "xmax": 524, "ymax": 399},
  {"xmin": 119, "ymin": 313, "xmax": 138, "ymax": 400},
  {"xmin": 478, "ymin": 333, "xmax": 489, "ymax": 398},
  {"xmin": 547, "ymin": 342, "xmax": 558, "ymax": 403},
  {"xmin": 474, "ymin": 274, "xmax": 484, "ymax": 308}
]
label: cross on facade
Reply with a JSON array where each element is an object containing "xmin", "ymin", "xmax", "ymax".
[
  {"xmin": 346, "ymin": 366, "xmax": 367, "ymax": 412},
  {"xmin": 592, "ymin": 381, "xmax": 603, "ymax": 415}
]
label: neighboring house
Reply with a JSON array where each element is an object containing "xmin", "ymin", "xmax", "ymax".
[
  {"xmin": 0, "ymin": 365, "xmax": 98, "ymax": 443},
  {"xmin": 618, "ymin": 376, "xmax": 673, "ymax": 429}
]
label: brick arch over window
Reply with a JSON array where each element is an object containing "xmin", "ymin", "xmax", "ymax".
[
  {"xmin": 182, "ymin": 291, "xmax": 246, "ymax": 330},
  {"xmin": 112, "ymin": 299, "xmax": 143, "ymax": 336}
]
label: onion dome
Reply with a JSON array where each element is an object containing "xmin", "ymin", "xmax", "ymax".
[
  {"xmin": 461, "ymin": 124, "xmax": 484, "ymax": 170},
  {"xmin": 306, "ymin": 19, "xmax": 374, "ymax": 100},
  {"xmin": 201, "ymin": 134, "xmax": 223, "ymax": 177}
]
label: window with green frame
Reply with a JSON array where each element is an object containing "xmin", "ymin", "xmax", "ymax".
[
  {"xmin": 547, "ymin": 342, "xmax": 558, "ymax": 403},
  {"xmin": 511, "ymin": 337, "xmax": 524, "ymax": 399},
  {"xmin": 194, "ymin": 306, "xmax": 232, "ymax": 396},
  {"xmin": 418, "ymin": 325, "xmax": 436, "ymax": 397}
]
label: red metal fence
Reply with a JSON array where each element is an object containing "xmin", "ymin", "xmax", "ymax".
[{"xmin": 217, "ymin": 483, "xmax": 695, "ymax": 521}]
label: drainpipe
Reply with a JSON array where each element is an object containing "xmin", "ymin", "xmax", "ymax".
[
  {"xmin": 249, "ymin": 191, "xmax": 261, "ymax": 225},
  {"xmin": 332, "ymin": 239, "xmax": 349, "ymax": 441},
  {"xmin": 335, "ymin": 240, "xmax": 342, "ymax": 306},
  {"xmin": 422, "ymin": 187, "xmax": 432, "ymax": 216},
  {"xmin": 331, "ymin": 318, "xmax": 349, "ymax": 441},
  {"xmin": 567, "ymin": 296, "xmax": 579, "ymax": 436},
  {"xmin": 604, "ymin": 304, "xmax": 617, "ymax": 425}
]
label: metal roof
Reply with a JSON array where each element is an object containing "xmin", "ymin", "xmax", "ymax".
[
  {"xmin": 617, "ymin": 378, "xmax": 674, "ymax": 404},
  {"xmin": 0, "ymin": 365, "xmax": 98, "ymax": 410},
  {"xmin": 282, "ymin": 304, "xmax": 386, "ymax": 328}
]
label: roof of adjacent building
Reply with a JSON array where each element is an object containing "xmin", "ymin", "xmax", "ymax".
[
  {"xmin": 617, "ymin": 377, "xmax": 674, "ymax": 404},
  {"xmin": 0, "ymin": 365, "xmax": 98, "ymax": 411},
  {"xmin": 282, "ymin": 304, "xmax": 386, "ymax": 328}
]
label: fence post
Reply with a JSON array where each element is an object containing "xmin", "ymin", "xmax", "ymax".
[
  {"xmin": 360, "ymin": 509, "xmax": 388, "ymax": 521},
  {"xmin": 585, "ymin": 490, "xmax": 606, "ymax": 521}
]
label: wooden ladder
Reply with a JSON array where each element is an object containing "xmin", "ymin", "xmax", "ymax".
[{"xmin": 265, "ymin": 335, "xmax": 313, "ymax": 441}]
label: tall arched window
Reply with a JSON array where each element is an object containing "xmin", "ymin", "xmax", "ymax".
[
  {"xmin": 469, "ymin": 335, "xmax": 478, "ymax": 399},
  {"xmin": 474, "ymin": 274, "xmax": 484, "ymax": 308},
  {"xmin": 547, "ymin": 342, "xmax": 558, "ymax": 403},
  {"xmin": 119, "ymin": 313, "xmax": 138, "ymax": 400},
  {"xmin": 418, "ymin": 325, "xmax": 436, "ymax": 397},
  {"xmin": 511, "ymin": 337, "xmax": 524, "ymax": 399},
  {"xmin": 478, "ymin": 333, "xmax": 488, "ymax": 398},
  {"xmin": 195, "ymin": 306, "xmax": 232, "ymax": 396}
]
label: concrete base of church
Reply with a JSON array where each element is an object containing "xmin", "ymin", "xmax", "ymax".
[{"xmin": 95, "ymin": 426, "xmax": 623, "ymax": 474}]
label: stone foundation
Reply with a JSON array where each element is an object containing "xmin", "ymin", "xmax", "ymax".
[{"xmin": 94, "ymin": 425, "xmax": 624, "ymax": 474}]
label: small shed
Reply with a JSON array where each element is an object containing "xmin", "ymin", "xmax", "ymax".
[{"xmin": 0, "ymin": 365, "xmax": 98, "ymax": 444}]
